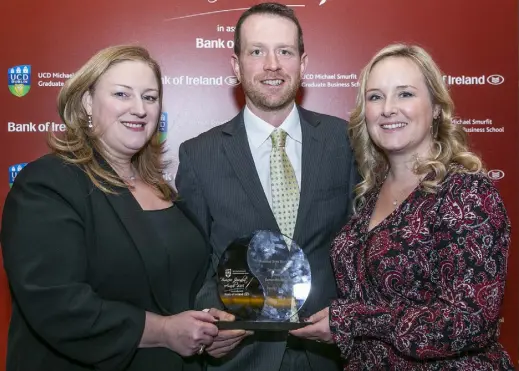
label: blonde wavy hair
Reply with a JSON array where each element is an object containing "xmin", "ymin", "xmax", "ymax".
[
  {"xmin": 349, "ymin": 43, "xmax": 483, "ymax": 212},
  {"xmin": 48, "ymin": 45, "xmax": 173, "ymax": 200}
]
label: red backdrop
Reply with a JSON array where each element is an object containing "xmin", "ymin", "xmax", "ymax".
[{"xmin": 1, "ymin": 0, "xmax": 517, "ymax": 367}]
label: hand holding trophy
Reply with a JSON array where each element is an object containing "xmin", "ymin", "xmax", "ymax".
[{"xmin": 216, "ymin": 230, "xmax": 312, "ymax": 331}]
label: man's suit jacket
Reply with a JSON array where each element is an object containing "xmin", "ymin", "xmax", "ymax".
[
  {"xmin": 176, "ymin": 106, "xmax": 358, "ymax": 371},
  {"xmin": 1, "ymin": 154, "xmax": 208, "ymax": 371}
]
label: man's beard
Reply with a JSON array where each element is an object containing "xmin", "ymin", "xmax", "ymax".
[{"xmin": 240, "ymin": 74, "xmax": 301, "ymax": 112}]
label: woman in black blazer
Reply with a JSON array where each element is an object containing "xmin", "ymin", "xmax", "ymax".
[{"xmin": 1, "ymin": 45, "xmax": 245, "ymax": 371}]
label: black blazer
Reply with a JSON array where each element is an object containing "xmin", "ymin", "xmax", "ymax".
[
  {"xmin": 1, "ymin": 154, "xmax": 208, "ymax": 371},
  {"xmin": 176, "ymin": 106, "xmax": 359, "ymax": 371}
]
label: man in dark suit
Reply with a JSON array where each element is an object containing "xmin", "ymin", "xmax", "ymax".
[{"xmin": 176, "ymin": 3, "xmax": 358, "ymax": 371}]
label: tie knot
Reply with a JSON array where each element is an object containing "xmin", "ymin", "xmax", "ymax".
[{"xmin": 270, "ymin": 129, "xmax": 288, "ymax": 148}]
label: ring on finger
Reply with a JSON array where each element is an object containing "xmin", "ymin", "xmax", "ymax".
[{"xmin": 197, "ymin": 344, "xmax": 206, "ymax": 355}]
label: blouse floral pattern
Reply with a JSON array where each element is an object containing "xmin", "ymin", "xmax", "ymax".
[{"xmin": 329, "ymin": 169, "xmax": 514, "ymax": 370}]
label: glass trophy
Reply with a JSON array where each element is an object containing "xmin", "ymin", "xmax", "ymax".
[{"xmin": 216, "ymin": 230, "xmax": 312, "ymax": 331}]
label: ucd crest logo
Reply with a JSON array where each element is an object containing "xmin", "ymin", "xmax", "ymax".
[
  {"xmin": 8, "ymin": 65, "xmax": 31, "ymax": 97},
  {"xmin": 159, "ymin": 112, "xmax": 168, "ymax": 143},
  {"xmin": 9, "ymin": 163, "xmax": 28, "ymax": 187}
]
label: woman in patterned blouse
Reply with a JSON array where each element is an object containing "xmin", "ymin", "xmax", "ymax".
[{"xmin": 290, "ymin": 44, "xmax": 514, "ymax": 370}]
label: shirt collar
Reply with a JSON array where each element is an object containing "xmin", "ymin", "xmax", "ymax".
[{"xmin": 243, "ymin": 104, "xmax": 301, "ymax": 148}]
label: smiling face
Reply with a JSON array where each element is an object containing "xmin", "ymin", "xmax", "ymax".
[
  {"xmin": 231, "ymin": 14, "xmax": 308, "ymax": 115},
  {"xmin": 364, "ymin": 56, "xmax": 440, "ymax": 159},
  {"xmin": 82, "ymin": 60, "xmax": 160, "ymax": 160}
]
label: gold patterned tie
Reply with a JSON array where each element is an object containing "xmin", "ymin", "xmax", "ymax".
[{"xmin": 270, "ymin": 129, "xmax": 300, "ymax": 322}]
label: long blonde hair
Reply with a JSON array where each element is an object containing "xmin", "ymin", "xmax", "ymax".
[
  {"xmin": 48, "ymin": 45, "xmax": 173, "ymax": 200},
  {"xmin": 349, "ymin": 44, "xmax": 482, "ymax": 212}
]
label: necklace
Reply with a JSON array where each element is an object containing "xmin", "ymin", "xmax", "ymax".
[
  {"xmin": 120, "ymin": 169, "xmax": 137, "ymax": 185},
  {"xmin": 383, "ymin": 172, "xmax": 422, "ymax": 208},
  {"xmin": 121, "ymin": 172, "xmax": 136, "ymax": 181}
]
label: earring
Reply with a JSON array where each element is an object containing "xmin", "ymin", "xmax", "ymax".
[
  {"xmin": 88, "ymin": 115, "xmax": 93, "ymax": 128},
  {"xmin": 431, "ymin": 123, "xmax": 439, "ymax": 139}
]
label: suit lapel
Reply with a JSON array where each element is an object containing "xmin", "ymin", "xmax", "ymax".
[
  {"xmin": 293, "ymin": 107, "xmax": 324, "ymax": 244},
  {"xmin": 221, "ymin": 112, "xmax": 278, "ymax": 231},
  {"xmin": 96, "ymin": 156, "xmax": 171, "ymax": 314}
]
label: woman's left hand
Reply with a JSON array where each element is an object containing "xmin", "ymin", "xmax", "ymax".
[{"xmin": 289, "ymin": 307, "xmax": 334, "ymax": 344}]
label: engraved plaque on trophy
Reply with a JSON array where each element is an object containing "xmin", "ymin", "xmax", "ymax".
[{"xmin": 216, "ymin": 230, "xmax": 312, "ymax": 331}]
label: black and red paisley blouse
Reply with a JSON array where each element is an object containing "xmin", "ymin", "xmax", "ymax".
[{"xmin": 330, "ymin": 169, "xmax": 514, "ymax": 370}]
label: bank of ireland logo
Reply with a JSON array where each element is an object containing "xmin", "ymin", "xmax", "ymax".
[
  {"xmin": 159, "ymin": 112, "xmax": 168, "ymax": 143},
  {"xmin": 8, "ymin": 65, "xmax": 31, "ymax": 97},
  {"xmin": 224, "ymin": 76, "xmax": 240, "ymax": 86},
  {"xmin": 487, "ymin": 74, "xmax": 504, "ymax": 85},
  {"xmin": 488, "ymin": 169, "xmax": 505, "ymax": 180},
  {"xmin": 8, "ymin": 163, "xmax": 28, "ymax": 187}
]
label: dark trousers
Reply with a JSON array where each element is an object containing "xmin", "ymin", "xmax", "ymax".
[{"xmin": 279, "ymin": 336, "xmax": 313, "ymax": 371}]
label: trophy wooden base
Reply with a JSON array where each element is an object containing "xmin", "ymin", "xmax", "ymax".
[{"xmin": 216, "ymin": 320, "xmax": 311, "ymax": 331}]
